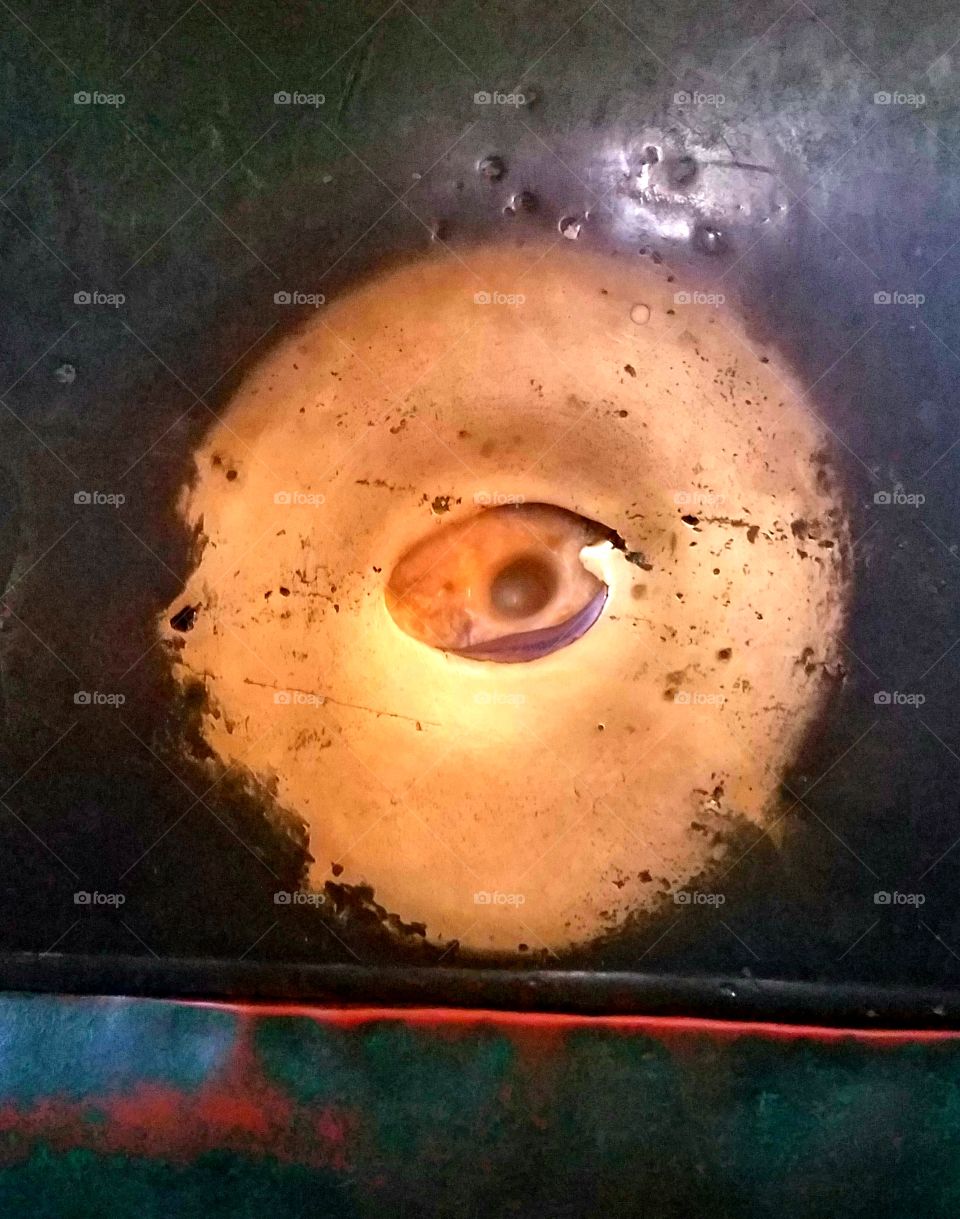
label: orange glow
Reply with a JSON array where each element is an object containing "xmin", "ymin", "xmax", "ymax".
[{"xmin": 161, "ymin": 240, "xmax": 850, "ymax": 953}]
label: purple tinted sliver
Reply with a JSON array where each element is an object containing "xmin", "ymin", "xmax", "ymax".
[{"xmin": 453, "ymin": 585, "xmax": 608, "ymax": 663}]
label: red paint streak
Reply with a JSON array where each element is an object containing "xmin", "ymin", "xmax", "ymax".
[
  {"xmin": 313, "ymin": 1107, "xmax": 358, "ymax": 1172},
  {"xmin": 0, "ymin": 998, "xmax": 955, "ymax": 1170},
  {"xmin": 0, "ymin": 1014, "xmax": 360, "ymax": 1170},
  {"xmin": 188, "ymin": 1002, "xmax": 960, "ymax": 1045},
  {"xmin": 110, "ymin": 1085, "xmax": 183, "ymax": 1138},
  {"xmin": 193, "ymin": 1090, "xmax": 268, "ymax": 1138},
  {"xmin": 0, "ymin": 1086, "xmax": 359, "ymax": 1171}
]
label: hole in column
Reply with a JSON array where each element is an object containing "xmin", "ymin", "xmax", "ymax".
[{"xmin": 386, "ymin": 502, "xmax": 619, "ymax": 663}]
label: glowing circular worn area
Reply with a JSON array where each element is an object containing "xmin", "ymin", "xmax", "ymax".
[{"xmin": 162, "ymin": 241, "xmax": 850, "ymax": 953}]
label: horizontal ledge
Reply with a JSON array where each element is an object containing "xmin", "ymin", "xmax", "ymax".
[{"xmin": 0, "ymin": 954, "xmax": 957, "ymax": 1030}]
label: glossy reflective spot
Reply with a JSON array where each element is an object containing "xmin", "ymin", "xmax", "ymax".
[{"xmin": 491, "ymin": 554, "xmax": 558, "ymax": 618}]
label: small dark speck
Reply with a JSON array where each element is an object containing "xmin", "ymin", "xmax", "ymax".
[
  {"xmin": 226, "ymin": 469, "xmax": 238, "ymax": 481},
  {"xmin": 717, "ymin": 647, "xmax": 732, "ymax": 661},
  {"xmin": 617, "ymin": 409, "xmax": 629, "ymax": 418},
  {"xmin": 279, "ymin": 586, "xmax": 290, "ymax": 596},
  {"xmin": 624, "ymin": 364, "xmax": 637, "ymax": 377},
  {"xmin": 170, "ymin": 604, "xmax": 199, "ymax": 632},
  {"xmin": 331, "ymin": 862, "xmax": 344, "ymax": 877}
]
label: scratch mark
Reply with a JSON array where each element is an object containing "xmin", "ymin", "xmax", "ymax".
[{"xmin": 242, "ymin": 678, "xmax": 440, "ymax": 727}]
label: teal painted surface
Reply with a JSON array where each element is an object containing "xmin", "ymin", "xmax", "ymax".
[
  {"xmin": 0, "ymin": 996, "xmax": 958, "ymax": 1215},
  {"xmin": 0, "ymin": 995, "xmax": 235, "ymax": 1101},
  {"xmin": 0, "ymin": 1149, "xmax": 355, "ymax": 1219}
]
